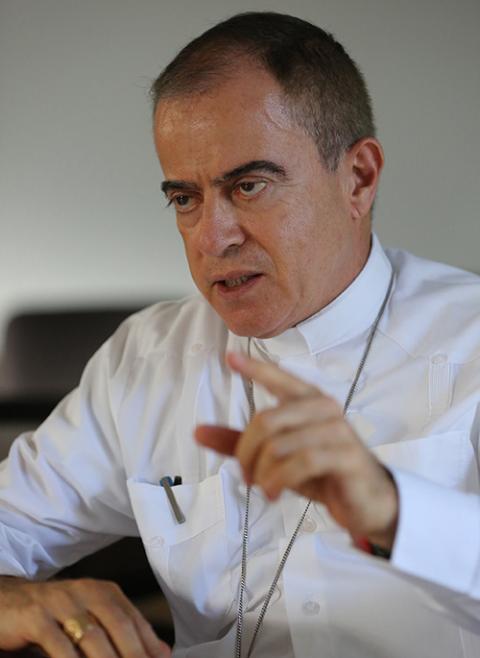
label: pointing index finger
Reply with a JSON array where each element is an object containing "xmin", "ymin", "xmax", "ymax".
[{"xmin": 226, "ymin": 351, "xmax": 320, "ymax": 402}]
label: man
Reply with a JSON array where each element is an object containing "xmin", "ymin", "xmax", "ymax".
[{"xmin": 0, "ymin": 11, "xmax": 479, "ymax": 658}]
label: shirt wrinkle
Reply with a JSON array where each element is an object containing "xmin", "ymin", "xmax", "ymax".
[{"xmin": 1, "ymin": 237, "xmax": 480, "ymax": 657}]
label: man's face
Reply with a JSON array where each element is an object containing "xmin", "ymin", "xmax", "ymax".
[{"xmin": 154, "ymin": 65, "xmax": 369, "ymax": 338}]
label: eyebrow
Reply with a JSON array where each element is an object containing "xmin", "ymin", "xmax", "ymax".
[{"xmin": 161, "ymin": 159, "xmax": 287, "ymax": 195}]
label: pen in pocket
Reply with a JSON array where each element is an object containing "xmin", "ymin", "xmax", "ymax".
[{"xmin": 160, "ymin": 475, "xmax": 185, "ymax": 524}]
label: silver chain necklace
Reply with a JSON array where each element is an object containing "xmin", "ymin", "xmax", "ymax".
[{"xmin": 234, "ymin": 270, "xmax": 395, "ymax": 658}]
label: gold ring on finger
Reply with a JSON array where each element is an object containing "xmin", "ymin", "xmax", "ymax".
[{"xmin": 63, "ymin": 613, "xmax": 97, "ymax": 645}]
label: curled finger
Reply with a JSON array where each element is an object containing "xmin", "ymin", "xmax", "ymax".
[
  {"xmin": 86, "ymin": 581, "xmax": 169, "ymax": 658},
  {"xmin": 261, "ymin": 443, "xmax": 353, "ymax": 500},
  {"xmin": 129, "ymin": 605, "xmax": 172, "ymax": 657},
  {"xmin": 22, "ymin": 607, "xmax": 80, "ymax": 658}
]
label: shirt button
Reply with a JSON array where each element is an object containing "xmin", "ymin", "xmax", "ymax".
[
  {"xmin": 302, "ymin": 600, "xmax": 321, "ymax": 616},
  {"xmin": 431, "ymin": 354, "xmax": 447, "ymax": 365},
  {"xmin": 301, "ymin": 515, "xmax": 317, "ymax": 533}
]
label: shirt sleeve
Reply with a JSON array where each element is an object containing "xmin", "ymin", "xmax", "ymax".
[
  {"xmin": 386, "ymin": 462, "xmax": 480, "ymax": 632},
  {"xmin": 0, "ymin": 318, "xmax": 139, "ymax": 580}
]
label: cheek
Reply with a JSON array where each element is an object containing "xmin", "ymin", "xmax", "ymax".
[
  {"xmin": 178, "ymin": 231, "xmax": 202, "ymax": 280},
  {"xmin": 259, "ymin": 212, "xmax": 312, "ymax": 284},
  {"xmin": 264, "ymin": 198, "xmax": 345, "ymax": 287},
  {"xmin": 270, "ymin": 202, "xmax": 320, "ymax": 255}
]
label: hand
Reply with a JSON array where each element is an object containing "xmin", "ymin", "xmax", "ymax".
[
  {"xmin": 0, "ymin": 576, "xmax": 171, "ymax": 658},
  {"xmin": 196, "ymin": 352, "xmax": 398, "ymax": 551}
]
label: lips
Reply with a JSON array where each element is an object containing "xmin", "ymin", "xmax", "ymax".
[
  {"xmin": 212, "ymin": 271, "xmax": 263, "ymax": 295},
  {"xmin": 211, "ymin": 270, "xmax": 260, "ymax": 286},
  {"xmin": 223, "ymin": 274, "xmax": 257, "ymax": 288}
]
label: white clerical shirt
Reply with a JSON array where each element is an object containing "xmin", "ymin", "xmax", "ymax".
[{"xmin": 0, "ymin": 235, "xmax": 480, "ymax": 657}]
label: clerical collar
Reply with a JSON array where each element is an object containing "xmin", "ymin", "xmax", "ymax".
[{"xmin": 252, "ymin": 234, "xmax": 393, "ymax": 360}]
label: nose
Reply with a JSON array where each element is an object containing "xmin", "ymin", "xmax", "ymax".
[{"xmin": 193, "ymin": 195, "xmax": 246, "ymax": 257}]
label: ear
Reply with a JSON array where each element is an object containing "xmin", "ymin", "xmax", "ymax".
[{"xmin": 343, "ymin": 137, "xmax": 384, "ymax": 220}]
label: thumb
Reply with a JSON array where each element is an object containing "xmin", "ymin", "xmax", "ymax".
[{"xmin": 195, "ymin": 425, "xmax": 241, "ymax": 455}]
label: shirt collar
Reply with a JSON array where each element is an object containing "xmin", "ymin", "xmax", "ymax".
[{"xmin": 252, "ymin": 234, "xmax": 393, "ymax": 359}]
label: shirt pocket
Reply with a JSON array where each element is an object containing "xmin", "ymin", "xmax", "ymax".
[
  {"xmin": 127, "ymin": 475, "xmax": 234, "ymax": 623},
  {"xmin": 371, "ymin": 430, "xmax": 477, "ymax": 491}
]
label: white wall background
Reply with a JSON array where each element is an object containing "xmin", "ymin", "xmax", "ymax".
[{"xmin": 1, "ymin": 0, "xmax": 479, "ymax": 349}]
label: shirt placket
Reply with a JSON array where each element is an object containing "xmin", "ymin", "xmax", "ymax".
[{"xmin": 281, "ymin": 492, "xmax": 336, "ymax": 658}]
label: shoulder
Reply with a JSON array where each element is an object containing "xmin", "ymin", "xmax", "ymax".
[
  {"xmin": 384, "ymin": 246, "xmax": 480, "ymax": 362},
  {"xmin": 104, "ymin": 294, "xmax": 228, "ymax": 373}
]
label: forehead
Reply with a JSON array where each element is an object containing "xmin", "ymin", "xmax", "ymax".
[
  {"xmin": 153, "ymin": 66, "xmax": 312, "ymax": 177},
  {"xmin": 154, "ymin": 64, "xmax": 293, "ymax": 132}
]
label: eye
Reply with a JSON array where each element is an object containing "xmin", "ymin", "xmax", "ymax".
[
  {"xmin": 236, "ymin": 180, "xmax": 267, "ymax": 199},
  {"xmin": 167, "ymin": 194, "xmax": 197, "ymax": 213}
]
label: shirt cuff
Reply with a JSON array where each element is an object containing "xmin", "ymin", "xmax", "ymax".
[{"xmin": 389, "ymin": 466, "xmax": 480, "ymax": 593}]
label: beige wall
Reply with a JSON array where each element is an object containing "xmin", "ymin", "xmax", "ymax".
[{"xmin": 1, "ymin": 0, "xmax": 479, "ymax": 345}]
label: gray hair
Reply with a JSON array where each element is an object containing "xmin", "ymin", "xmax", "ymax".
[{"xmin": 150, "ymin": 12, "xmax": 376, "ymax": 171}]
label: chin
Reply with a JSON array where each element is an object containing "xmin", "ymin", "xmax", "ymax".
[{"xmin": 220, "ymin": 311, "xmax": 287, "ymax": 339}]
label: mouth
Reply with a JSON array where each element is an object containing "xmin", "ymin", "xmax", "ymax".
[
  {"xmin": 223, "ymin": 274, "xmax": 257, "ymax": 288},
  {"xmin": 213, "ymin": 272, "xmax": 263, "ymax": 295}
]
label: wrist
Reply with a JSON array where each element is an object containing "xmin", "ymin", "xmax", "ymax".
[
  {"xmin": 355, "ymin": 466, "xmax": 399, "ymax": 558},
  {"xmin": 355, "ymin": 536, "xmax": 392, "ymax": 559}
]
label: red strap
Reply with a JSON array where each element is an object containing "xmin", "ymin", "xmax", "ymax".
[{"xmin": 355, "ymin": 537, "xmax": 374, "ymax": 554}]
